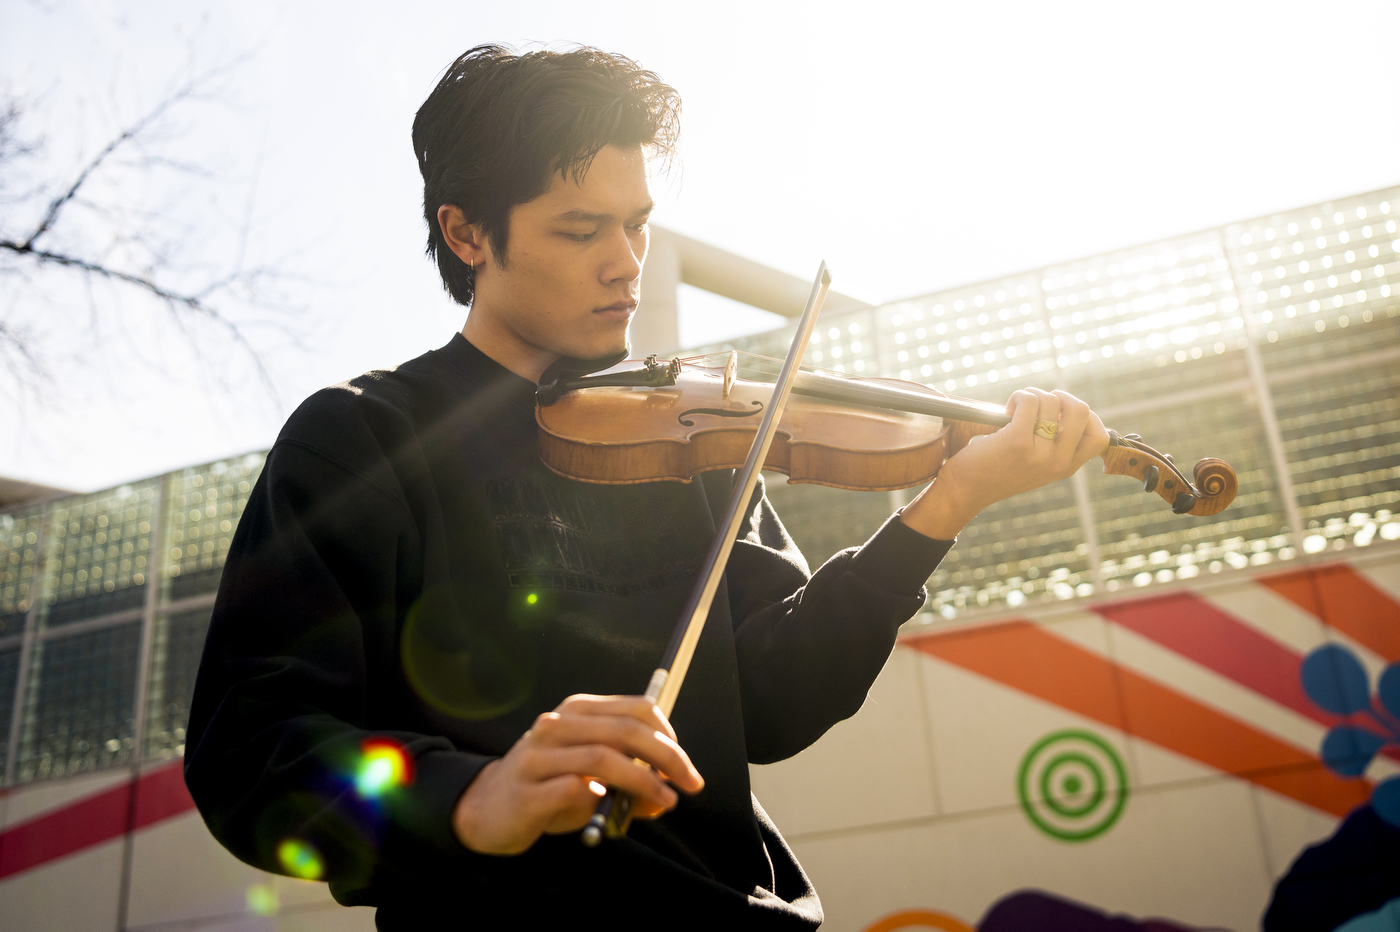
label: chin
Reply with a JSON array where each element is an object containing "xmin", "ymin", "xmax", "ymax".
[
  {"xmin": 556, "ymin": 337, "xmax": 627, "ymax": 364},
  {"xmin": 581, "ymin": 331, "xmax": 630, "ymax": 362}
]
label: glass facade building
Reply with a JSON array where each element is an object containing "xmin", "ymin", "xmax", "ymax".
[
  {"xmin": 0, "ymin": 455, "xmax": 265, "ymax": 786},
  {"xmin": 692, "ymin": 186, "xmax": 1400, "ymax": 619},
  {"xmin": 0, "ymin": 186, "xmax": 1396, "ymax": 790}
]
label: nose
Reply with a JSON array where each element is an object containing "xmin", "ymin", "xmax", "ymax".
[{"xmin": 601, "ymin": 224, "xmax": 645, "ymax": 286}]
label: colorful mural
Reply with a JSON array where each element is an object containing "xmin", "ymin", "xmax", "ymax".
[
  {"xmin": 752, "ymin": 547, "xmax": 1400, "ymax": 931},
  {"xmin": 1, "ymin": 548, "xmax": 1398, "ymax": 930}
]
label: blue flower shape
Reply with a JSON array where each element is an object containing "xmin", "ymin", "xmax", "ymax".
[{"xmin": 1301, "ymin": 645, "xmax": 1400, "ymax": 827}]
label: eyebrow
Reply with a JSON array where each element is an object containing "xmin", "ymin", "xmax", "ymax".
[{"xmin": 554, "ymin": 202, "xmax": 655, "ymax": 224}]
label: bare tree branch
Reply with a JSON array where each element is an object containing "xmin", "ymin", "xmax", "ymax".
[
  {"xmin": 0, "ymin": 49, "xmax": 300, "ymax": 409},
  {"xmin": 0, "ymin": 237, "xmax": 281, "ymax": 397},
  {"xmin": 19, "ymin": 54, "xmax": 250, "ymax": 251}
]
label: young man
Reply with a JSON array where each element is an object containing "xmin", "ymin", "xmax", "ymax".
[{"xmin": 186, "ymin": 45, "xmax": 1107, "ymax": 928}]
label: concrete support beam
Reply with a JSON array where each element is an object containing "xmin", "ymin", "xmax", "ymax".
[
  {"xmin": 633, "ymin": 229, "xmax": 683, "ymax": 354},
  {"xmin": 634, "ymin": 226, "xmax": 873, "ymax": 354},
  {"xmin": 0, "ymin": 476, "xmax": 74, "ymax": 509}
]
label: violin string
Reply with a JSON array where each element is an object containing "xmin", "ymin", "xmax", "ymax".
[
  {"xmin": 670, "ymin": 352, "xmax": 1029, "ymax": 435},
  {"xmin": 674, "ymin": 355, "xmax": 1207, "ymax": 498},
  {"xmin": 711, "ymin": 350, "xmax": 969, "ymax": 405},
  {"xmin": 675, "ymin": 350, "xmax": 900, "ymax": 387}
]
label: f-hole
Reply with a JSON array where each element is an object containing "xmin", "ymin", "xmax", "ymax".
[{"xmin": 678, "ymin": 401, "xmax": 763, "ymax": 427}]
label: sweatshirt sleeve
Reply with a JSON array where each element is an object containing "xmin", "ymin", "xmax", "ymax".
[
  {"xmin": 725, "ymin": 479, "xmax": 952, "ymax": 764},
  {"xmin": 183, "ymin": 439, "xmax": 489, "ymax": 903}
]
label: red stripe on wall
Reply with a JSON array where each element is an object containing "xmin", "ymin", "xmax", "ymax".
[
  {"xmin": 0, "ymin": 761, "xmax": 195, "ymax": 880},
  {"xmin": 1260, "ymin": 565, "xmax": 1400, "ymax": 661},
  {"xmin": 1097, "ymin": 591, "xmax": 1321, "ymax": 723},
  {"xmin": 907, "ymin": 620, "xmax": 1370, "ymax": 817},
  {"xmin": 132, "ymin": 760, "xmax": 197, "ymax": 830},
  {"xmin": 1098, "ymin": 589, "xmax": 1400, "ymax": 764}
]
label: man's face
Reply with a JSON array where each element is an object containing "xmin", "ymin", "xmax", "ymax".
[{"xmin": 471, "ymin": 144, "xmax": 652, "ymax": 366}]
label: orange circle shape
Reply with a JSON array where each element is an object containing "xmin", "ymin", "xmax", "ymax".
[{"xmin": 861, "ymin": 908, "xmax": 976, "ymax": 932}]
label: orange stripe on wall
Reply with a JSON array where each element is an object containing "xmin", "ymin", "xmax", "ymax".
[
  {"xmin": 1260, "ymin": 564, "xmax": 1400, "ymax": 661},
  {"xmin": 906, "ymin": 621, "xmax": 1370, "ymax": 817}
]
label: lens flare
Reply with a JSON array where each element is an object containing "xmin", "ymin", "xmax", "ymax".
[
  {"xmin": 276, "ymin": 838, "xmax": 324, "ymax": 880},
  {"xmin": 356, "ymin": 738, "xmax": 413, "ymax": 797},
  {"xmin": 526, "ymin": 592, "xmax": 538, "ymax": 605},
  {"xmin": 245, "ymin": 883, "xmax": 279, "ymax": 916},
  {"xmin": 401, "ymin": 593, "xmax": 536, "ymax": 720}
]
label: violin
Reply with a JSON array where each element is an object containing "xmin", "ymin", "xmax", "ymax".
[
  {"xmin": 545, "ymin": 264, "xmax": 1237, "ymax": 846},
  {"xmin": 536, "ymin": 350, "xmax": 1238, "ymax": 518}
]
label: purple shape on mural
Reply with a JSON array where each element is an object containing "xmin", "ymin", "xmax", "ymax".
[{"xmin": 979, "ymin": 890, "xmax": 1207, "ymax": 932}]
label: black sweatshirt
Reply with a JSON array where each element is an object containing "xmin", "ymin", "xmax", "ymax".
[{"xmin": 185, "ymin": 334, "xmax": 952, "ymax": 929}]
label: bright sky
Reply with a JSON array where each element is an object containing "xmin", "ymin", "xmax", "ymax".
[{"xmin": 3, "ymin": 0, "xmax": 1398, "ymax": 492}]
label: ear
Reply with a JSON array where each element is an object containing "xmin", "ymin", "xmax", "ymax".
[{"xmin": 437, "ymin": 205, "xmax": 491, "ymax": 269}]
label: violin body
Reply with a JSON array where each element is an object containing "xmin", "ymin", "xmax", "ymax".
[
  {"xmin": 537, "ymin": 359, "xmax": 994, "ymax": 491},
  {"xmin": 536, "ymin": 356, "xmax": 1238, "ymax": 516}
]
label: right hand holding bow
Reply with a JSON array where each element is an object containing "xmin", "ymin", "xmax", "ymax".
[{"xmin": 451, "ymin": 693, "xmax": 705, "ymax": 855}]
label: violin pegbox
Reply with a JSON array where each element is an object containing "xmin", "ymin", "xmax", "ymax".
[{"xmin": 1100, "ymin": 431, "xmax": 1238, "ymax": 517}]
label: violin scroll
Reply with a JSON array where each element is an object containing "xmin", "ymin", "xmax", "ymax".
[
  {"xmin": 1101, "ymin": 432, "xmax": 1237, "ymax": 517},
  {"xmin": 1192, "ymin": 458, "xmax": 1237, "ymax": 505}
]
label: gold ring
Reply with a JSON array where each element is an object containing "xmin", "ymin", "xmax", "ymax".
[{"xmin": 1034, "ymin": 419, "xmax": 1060, "ymax": 440}]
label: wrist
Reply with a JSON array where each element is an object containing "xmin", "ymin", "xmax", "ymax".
[
  {"xmin": 451, "ymin": 759, "xmax": 498, "ymax": 852},
  {"xmin": 898, "ymin": 476, "xmax": 983, "ymax": 540}
]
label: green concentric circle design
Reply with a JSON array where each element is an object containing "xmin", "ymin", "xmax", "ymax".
[{"xmin": 1016, "ymin": 729, "xmax": 1128, "ymax": 842}]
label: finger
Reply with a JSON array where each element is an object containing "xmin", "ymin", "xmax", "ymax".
[
  {"xmin": 1073, "ymin": 409, "xmax": 1111, "ymax": 465},
  {"xmin": 534, "ymin": 775, "xmax": 614, "ymax": 836},
  {"xmin": 1017, "ymin": 387, "xmax": 1059, "ymax": 447},
  {"xmin": 551, "ymin": 699, "xmax": 700, "ymax": 789},
  {"xmin": 1052, "ymin": 391, "xmax": 1091, "ymax": 459},
  {"xmin": 1028, "ymin": 387, "xmax": 1059, "ymax": 426},
  {"xmin": 1004, "ymin": 388, "xmax": 1033, "ymax": 417},
  {"xmin": 554, "ymin": 694, "xmax": 679, "ymax": 743},
  {"xmin": 1004, "ymin": 390, "xmax": 1041, "ymax": 438},
  {"xmin": 537, "ymin": 777, "xmax": 673, "ymax": 834},
  {"xmin": 523, "ymin": 744, "xmax": 680, "ymax": 809},
  {"xmin": 525, "ymin": 713, "xmax": 703, "ymax": 792}
]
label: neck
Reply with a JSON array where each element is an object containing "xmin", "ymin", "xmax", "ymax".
[{"xmin": 461, "ymin": 310, "xmax": 559, "ymax": 383}]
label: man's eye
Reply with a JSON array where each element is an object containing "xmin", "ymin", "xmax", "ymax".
[
  {"xmin": 562, "ymin": 231, "xmax": 596, "ymax": 242},
  {"xmin": 629, "ymin": 222, "xmax": 649, "ymax": 233}
]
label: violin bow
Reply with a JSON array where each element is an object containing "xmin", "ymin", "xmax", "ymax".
[{"xmin": 580, "ymin": 262, "xmax": 833, "ymax": 847}]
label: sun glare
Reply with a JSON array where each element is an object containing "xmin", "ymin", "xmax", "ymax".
[{"xmin": 355, "ymin": 738, "xmax": 413, "ymax": 797}]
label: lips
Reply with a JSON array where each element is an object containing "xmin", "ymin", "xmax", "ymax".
[{"xmin": 594, "ymin": 300, "xmax": 636, "ymax": 316}]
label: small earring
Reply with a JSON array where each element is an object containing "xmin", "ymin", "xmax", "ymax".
[{"xmin": 469, "ymin": 258, "xmax": 474, "ymax": 271}]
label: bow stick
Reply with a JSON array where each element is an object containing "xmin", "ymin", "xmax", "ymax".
[{"xmin": 580, "ymin": 262, "xmax": 833, "ymax": 846}]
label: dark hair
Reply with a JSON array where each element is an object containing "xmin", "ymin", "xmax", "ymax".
[{"xmin": 413, "ymin": 45, "xmax": 681, "ymax": 306}]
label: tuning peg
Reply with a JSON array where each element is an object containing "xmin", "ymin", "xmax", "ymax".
[{"xmin": 1172, "ymin": 492, "xmax": 1197, "ymax": 515}]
